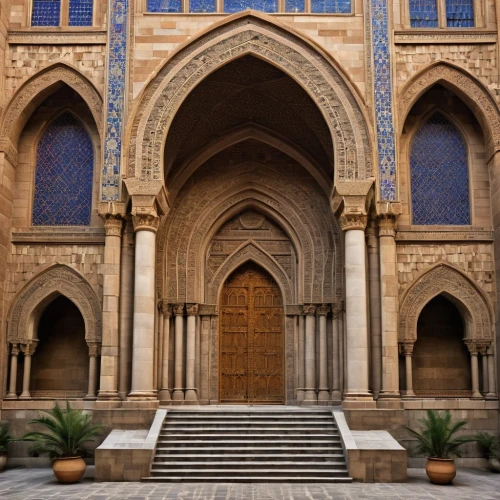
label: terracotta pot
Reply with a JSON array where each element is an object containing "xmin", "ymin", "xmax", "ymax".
[
  {"xmin": 52, "ymin": 457, "xmax": 86, "ymax": 483},
  {"xmin": 425, "ymin": 457, "xmax": 456, "ymax": 484},
  {"xmin": 488, "ymin": 457, "xmax": 500, "ymax": 472},
  {"xmin": 0, "ymin": 451, "xmax": 7, "ymax": 471}
]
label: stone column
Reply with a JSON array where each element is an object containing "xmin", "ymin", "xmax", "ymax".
[
  {"xmin": 159, "ymin": 304, "xmax": 172, "ymax": 403},
  {"xmin": 378, "ymin": 210, "xmax": 400, "ymax": 401},
  {"xmin": 366, "ymin": 219, "xmax": 382, "ymax": 399},
  {"xmin": 172, "ymin": 304, "xmax": 185, "ymax": 401},
  {"xmin": 19, "ymin": 341, "xmax": 38, "ymax": 400},
  {"xmin": 5, "ymin": 343, "xmax": 20, "ymax": 399},
  {"xmin": 331, "ymin": 304, "xmax": 341, "ymax": 403},
  {"xmin": 296, "ymin": 314, "xmax": 305, "ymax": 402},
  {"xmin": 317, "ymin": 305, "xmax": 330, "ymax": 403},
  {"xmin": 479, "ymin": 345, "xmax": 489, "ymax": 395},
  {"xmin": 303, "ymin": 305, "xmax": 317, "ymax": 404},
  {"xmin": 127, "ymin": 212, "xmax": 160, "ymax": 401},
  {"xmin": 486, "ymin": 345, "xmax": 498, "ymax": 399},
  {"xmin": 466, "ymin": 342, "xmax": 482, "ymax": 399},
  {"xmin": 86, "ymin": 342, "xmax": 101, "ymax": 400},
  {"xmin": 97, "ymin": 206, "xmax": 124, "ymax": 402},
  {"xmin": 399, "ymin": 342, "xmax": 415, "ymax": 397},
  {"xmin": 185, "ymin": 303, "xmax": 199, "ymax": 402}
]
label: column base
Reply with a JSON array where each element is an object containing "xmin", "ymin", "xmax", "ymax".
[
  {"xmin": 4, "ymin": 393, "xmax": 17, "ymax": 400},
  {"xmin": 18, "ymin": 393, "xmax": 31, "ymax": 400},
  {"xmin": 159, "ymin": 388, "xmax": 171, "ymax": 403},
  {"xmin": 485, "ymin": 392, "xmax": 498, "ymax": 400},
  {"xmin": 127, "ymin": 390, "xmax": 158, "ymax": 401},
  {"xmin": 172, "ymin": 389, "xmax": 185, "ymax": 401},
  {"xmin": 97, "ymin": 391, "xmax": 121, "ymax": 401},
  {"xmin": 318, "ymin": 389, "xmax": 329, "ymax": 402},
  {"xmin": 377, "ymin": 391, "xmax": 401, "ymax": 400},
  {"xmin": 303, "ymin": 389, "xmax": 317, "ymax": 404},
  {"xmin": 296, "ymin": 389, "xmax": 305, "ymax": 402},
  {"xmin": 402, "ymin": 391, "xmax": 415, "ymax": 399},
  {"xmin": 84, "ymin": 394, "xmax": 97, "ymax": 401},
  {"xmin": 184, "ymin": 389, "xmax": 198, "ymax": 402},
  {"xmin": 330, "ymin": 390, "xmax": 342, "ymax": 405}
]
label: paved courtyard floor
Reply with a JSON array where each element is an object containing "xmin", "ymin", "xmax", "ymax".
[{"xmin": 0, "ymin": 467, "xmax": 499, "ymax": 499}]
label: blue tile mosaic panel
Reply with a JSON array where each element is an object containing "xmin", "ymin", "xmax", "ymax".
[
  {"xmin": 148, "ymin": 0, "xmax": 182, "ymax": 12},
  {"xmin": 33, "ymin": 113, "xmax": 94, "ymax": 226},
  {"xmin": 371, "ymin": 0, "xmax": 396, "ymax": 200},
  {"xmin": 311, "ymin": 0, "xmax": 351, "ymax": 13},
  {"xmin": 446, "ymin": 0, "xmax": 474, "ymax": 27},
  {"xmin": 69, "ymin": 0, "xmax": 93, "ymax": 26},
  {"xmin": 410, "ymin": 113, "xmax": 470, "ymax": 225},
  {"xmin": 224, "ymin": 0, "xmax": 277, "ymax": 13},
  {"xmin": 285, "ymin": 0, "xmax": 304, "ymax": 12},
  {"xmin": 102, "ymin": 0, "xmax": 129, "ymax": 201},
  {"xmin": 409, "ymin": 0, "xmax": 438, "ymax": 28},
  {"xmin": 190, "ymin": 0, "xmax": 216, "ymax": 12},
  {"xmin": 31, "ymin": 0, "xmax": 61, "ymax": 27}
]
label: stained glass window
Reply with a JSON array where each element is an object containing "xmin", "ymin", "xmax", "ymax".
[
  {"xmin": 148, "ymin": 0, "xmax": 182, "ymax": 12},
  {"xmin": 410, "ymin": 113, "xmax": 470, "ymax": 225},
  {"xmin": 224, "ymin": 0, "xmax": 277, "ymax": 13},
  {"xmin": 446, "ymin": 0, "xmax": 474, "ymax": 27},
  {"xmin": 409, "ymin": 0, "xmax": 438, "ymax": 27},
  {"xmin": 69, "ymin": 0, "xmax": 93, "ymax": 26},
  {"xmin": 31, "ymin": 0, "xmax": 61, "ymax": 27},
  {"xmin": 33, "ymin": 113, "xmax": 94, "ymax": 226},
  {"xmin": 190, "ymin": 0, "xmax": 216, "ymax": 11},
  {"xmin": 311, "ymin": 0, "xmax": 351, "ymax": 13}
]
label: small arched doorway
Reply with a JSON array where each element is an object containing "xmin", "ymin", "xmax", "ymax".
[
  {"xmin": 413, "ymin": 295, "xmax": 471, "ymax": 397},
  {"xmin": 219, "ymin": 262, "xmax": 284, "ymax": 404}
]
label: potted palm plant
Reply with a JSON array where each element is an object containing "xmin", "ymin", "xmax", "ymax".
[
  {"xmin": 474, "ymin": 432, "xmax": 500, "ymax": 472},
  {"xmin": 404, "ymin": 409, "xmax": 475, "ymax": 484},
  {"xmin": 22, "ymin": 402, "xmax": 104, "ymax": 483},
  {"xmin": 0, "ymin": 422, "xmax": 13, "ymax": 471}
]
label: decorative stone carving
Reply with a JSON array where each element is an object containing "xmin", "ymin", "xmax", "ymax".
[
  {"xmin": 332, "ymin": 180, "xmax": 373, "ymax": 232},
  {"xmin": 102, "ymin": 216, "xmax": 124, "ymax": 237},
  {"xmin": 20, "ymin": 340, "xmax": 38, "ymax": 357},
  {"xmin": 317, "ymin": 305, "xmax": 330, "ymax": 316},
  {"xmin": 8, "ymin": 264, "xmax": 102, "ymax": 344},
  {"xmin": 186, "ymin": 303, "xmax": 199, "ymax": 316},
  {"xmin": 127, "ymin": 13, "xmax": 372, "ymax": 182},
  {"xmin": 399, "ymin": 342, "xmax": 414, "ymax": 356},
  {"xmin": 399, "ymin": 263, "xmax": 493, "ymax": 344},
  {"xmin": 378, "ymin": 213, "xmax": 397, "ymax": 237},
  {"xmin": 173, "ymin": 304, "xmax": 185, "ymax": 316},
  {"xmin": 132, "ymin": 213, "xmax": 160, "ymax": 233},
  {"xmin": 303, "ymin": 305, "xmax": 317, "ymax": 316},
  {"xmin": 10, "ymin": 343, "xmax": 20, "ymax": 357},
  {"xmin": 339, "ymin": 214, "xmax": 368, "ymax": 232},
  {"xmin": 87, "ymin": 342, "xmax": 101, "ymax": 357}
]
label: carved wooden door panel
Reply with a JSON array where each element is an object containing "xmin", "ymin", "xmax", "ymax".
[{"xmin": 220, "ymin": 263, "xmax": 284, "ymax": 404}]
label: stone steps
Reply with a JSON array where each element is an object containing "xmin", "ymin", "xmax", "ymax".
[{"xmin": 144, "ymin": 409, "xmax": 351, "ymax": 483}]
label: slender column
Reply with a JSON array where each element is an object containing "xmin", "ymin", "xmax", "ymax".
[
  {"xmin": 486, "ymin": 345, "xmax": 498, "ymax": 399},
  {"xmin": 303, "ymin": 305, "xmax": 317, "ymax": 404},
  {"xmin": 317, "ymin": 305, "xmax": 330, "ymax": 402},
  {"xmin": 159, "ymin": 304, "xmax": 172, "ymax": 402},
  {"xmin": 118, "ymin": 217, "xmax": 135, "ymax": 400},
  {"xmin": 172, "ymin": 304, "xmax": 185, "ymax": 401},
  {"xmin": 128, "ymin": 213, "xmax": 159, "ymax": 400},
  {"xmin": 479, "ymin": 345, "xmax": 488, "ymax": 395},
  {"xmin": 399, "ymin": 342, "xmax": 415, "ymax": 397},
  {"xmin": 378, "ymin": 212, "xmax": 400, "ymax": 399},
  {"xmin": 19, "ymin": 341, "xmax": 38, "ymax": 400},
  {"xmin": 5, "ymin": 343, "xmax": 20, "ymax": 399},
  {"xmin": 97, "ymin": 210, "xmax": 124, "ymax": 401},
  {"xmin": 331, "ymin": 304, "xmax": 341, "ymax": 402},
  {"xmin": 86, "ymin": 342, "xmax": 101, "ymax": 400},
  {"xmin": 296, "ymin": 314, "xmax": 305, "ymax": 402},
  {"xmin": 466, "ymin": 342, "xmax": 482, "ymax": 399},
  {"xmin": 366, "ymin": 219, "xmax": 382, "ymax": 399},
  {"xmin": 185, "ymin": 304, "xmax": 199, "ymax": 402}
]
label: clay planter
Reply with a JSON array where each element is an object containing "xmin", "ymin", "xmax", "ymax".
[
  {"xmin": 0, "ymin": 451, "xmax": 7, "ymax": 471},
  {"xmin": 52, "ymin": 457, "xmax": 86, "ymax": 483},
  {"xmin": 425, "ymin": 457, "xmax": 456, "ymax": 484},
  {"xmin": 489, "ymin": 457, "xmax": 500, "ymax": 472}
]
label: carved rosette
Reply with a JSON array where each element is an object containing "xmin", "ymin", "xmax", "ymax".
[
  {"xmin": 317, "ymin": 305, "xmax": 330, "ymax": 317},
  {"xmin": 186, "ymin": 303, "xmax": 199, "ymax": 316},
  {"xmin": 10, "ymin": 343, "xmax": 20, "ymax": 357},
  {"xmin": 21, "ymin": 340, "xmax": 38, "ymax": 357},
  {"xmin": 87, "ymin": 342, "xmax": 101, "ymax": 357},
  {"xmin": 303, "ymin": 304, "xmax": 317, "ymax": 316},
  {"xmin": 378, "ymin": 213, "xmax": 397, "ymax": 238},
  {"xmin": 399, "ymin": 341, "xmax": 414, "ymax": 356},
  {"xmin": 173, "ymin": 303, "xmax": 185, "ymax": 316}
]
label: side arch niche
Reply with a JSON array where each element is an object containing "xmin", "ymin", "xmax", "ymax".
[{"xmin": 8, "ymin": 264, "xmax": 102, "ymax": 345}]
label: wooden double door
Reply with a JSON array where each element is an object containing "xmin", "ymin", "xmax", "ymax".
[{"xmin": 219, "ymin": 263, "xmax": 285, "ymax": 404}]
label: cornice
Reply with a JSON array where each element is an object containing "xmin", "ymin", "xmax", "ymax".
[
  {"xmin": 396, "ymin": 229, "xmax": 493, "ymax": 242},
  {"xmin": 7, "ymin": 30, "xmax": 107, "ymax": 45},
  {"xmin": 12, "ymin": 227, "xmax": 106, "ymax": 245},
  {"xmin": 394, "ymin": 29, "xmax": 497, "ymax": 44}
]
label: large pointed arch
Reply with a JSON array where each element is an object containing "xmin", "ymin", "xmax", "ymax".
[
  {"xmin": 399, "ymin": 262, "xmax": 493, "ymax": 344},
  {"xmin": 398, "ymin": 62, "xmax": 500, "ymax": 159},
  {"xmin": 8, "ymin": 264, "xmax": 102, "ymax": 344},
  {"xmin": 126, "ymin": 11, "xmax": 373, "ymax": 183}
]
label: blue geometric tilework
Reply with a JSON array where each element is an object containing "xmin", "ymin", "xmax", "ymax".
[
  {"xmin": 148, "ymin": 0, "xmax": 182, "ymax": 12},
  {"xmin": 33, "ymin": 113, "xmax": 93, "ymax": 226},
  {"xmin": 371, "ymin": 0, "xmax": 396, "ymax": 200},
  {"xmin": 446, "ymin": 0, "xmax": 474, "ymax": 27},
  {"xmin": 31, "ymin": 0, "xmax": 61, "ymax": 27},
  {"xmin": 224, "ymin": 0, "xmax": 277, "ymax": 12},
  {"xmin": 285, "ymin": 0, "xmax": 304, "ymax": 12},
  {"xmin": 102, "ymin": 0, "xmax": 129, "ymax": 201},
  {"xmin": 410, "ymin": 113, "xmax": 470, "ymax": 225},
  {"xmin": 409, "ymin": 0, "xmax": 438, "ymax": 28},
  {"xmin": 69, "ymin": 0, "xmax": 93, "ymax": 26},
  {"xmin": 311, "ymin": 0, "xmax": 351, "ymax": 13},
  {"xmin": 190, "ymin": 0, "xmax": 216, "ymax": 12}
]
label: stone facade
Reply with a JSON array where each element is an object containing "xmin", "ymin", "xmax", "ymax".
[{"xmin": 0, "ymin": 0, "xmax": 499, "ymax": 476}]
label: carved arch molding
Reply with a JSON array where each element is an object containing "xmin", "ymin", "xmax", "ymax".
[
  {"xmin": 8, "ymin": 265, "xmax": 102, "ymax": 344},
  {"xmin": 127, "ymin": 13, "xmax": 372, "ymax": 182},
  {"xmin": 399, "ymin": 263, "xmax": 493, "ymax": 344}
]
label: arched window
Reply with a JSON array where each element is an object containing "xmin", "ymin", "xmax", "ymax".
[
  {"xmin": 32, "ymin": 113, "xmax": 94, "ymax": 226},
  {"xmin": 410, "ymin": 112, "xmax": 470, "ymax": 225}
]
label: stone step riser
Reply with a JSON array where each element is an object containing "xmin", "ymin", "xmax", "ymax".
[
  {"xmin": 150, "ymin": 470, "xmax": 350, "ymax": 477},
  {"xmin": 143, "ymin": 477, "xmax": 353, "ymax": 483}
]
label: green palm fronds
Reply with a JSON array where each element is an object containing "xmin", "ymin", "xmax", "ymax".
[
  {"xmin": 474, "ymin": 432, "xmax": 500, "ymax": 460},
  {"xmin": 404, "ymin": 409, "xmax": 475, "ymax": 459},
  {"xmin": 0, "ymin": 422, "xmax": 13, "ymax": 452},
  {"xmin": 22, "ymin": 402, "xmax": 104, "ymax": 459}
]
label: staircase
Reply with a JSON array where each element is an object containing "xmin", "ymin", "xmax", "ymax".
[{"xmin": 143, "ymin": 408, "xmax": 352, "ymax": 482}]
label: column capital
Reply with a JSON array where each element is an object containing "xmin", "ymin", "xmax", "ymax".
[
  {"xmin": 331, "ymin": 302, "xmax": 343, "ymax": 317},
  {"xmin": 476, "ymin": 343, "xmax": 490, "ymax": 356},
  {"xmin": 377, "ymin": 213, "xmax": 397, "ymax": 237},
  {"xmin": 87, "ymin": 341, "xmax": 101, "ymax": 357},
  {"xmin": 303, "ymin": 304, "xmax": 317, "ymax": 316},
  {"xmin": 399, "ymin": 341, "xmax": 414, "ymax": 356},
  {"xmin": 339, "ymin": 213, "xmax": 368, "ymax": 232},
  {"xmin": 102, "ymin": 215, "xmax": 124, "ymax": 237},
  {"xmin": 173, "ymin": 303, "xmax": 185, "ymax": 316},
  {"xmin": 160, "ymin": 301, "xmax": 172, "ymax": 318},
  {"xmin": 317, "ymin": 304, "xmax": 330, "ymax": 317},
  {"xmin": 10, "ymin": 343, "xmax": 20, "ymax": 356},
  {"xmin": 98, "ymin": 201, "xmax": 126, "ymax": 218},
  {"xmin": 465, "ymin": 340, "xmax": 481, "ymax": 355},
  {"xmin": 132, "ymin": 212, "xmax": 160, "ymax": 233},
  {"xmin": 332, "ymin": 180, "xmax": 373, "ymax": 232},
  {"xmin": 21, "ymin": 340, "xmax": 38, "ymax": 356},
  {"xmin": 186, "ymin": 303, "xmax": 199, "ymax": 316}
]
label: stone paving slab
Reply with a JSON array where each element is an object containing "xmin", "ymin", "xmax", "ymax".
[{"xmin": 0, "ymin": 467, "xmax": 499, "ymax": 499}]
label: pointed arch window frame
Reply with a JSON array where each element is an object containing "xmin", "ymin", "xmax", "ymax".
[{"xmin": 408, "ymin": 110, "xmax": 473, "ymax": 227}]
